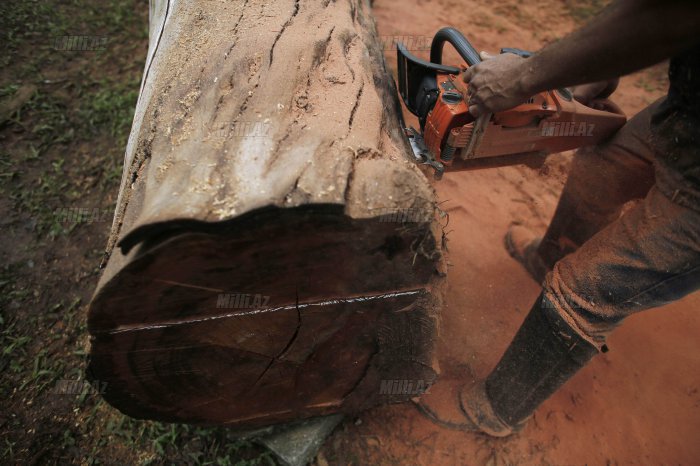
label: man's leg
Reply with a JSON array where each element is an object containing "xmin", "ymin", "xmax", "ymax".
[
  {"xmin": 546, "ymin": 185, "xmax": 700, "ymax": 342},
  {"xmin": 464, "ymin": 184, "xmax": 700, "ymax": 436},
  {"xmin": 508, "ymin": 100, "xmax": 660, "ymax": 282}
]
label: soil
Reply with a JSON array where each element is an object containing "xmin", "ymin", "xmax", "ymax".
[{"xmin": 318, "ymin": 0, "xmax": 700, "ymax": 464}]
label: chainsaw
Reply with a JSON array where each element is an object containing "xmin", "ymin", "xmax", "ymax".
[{"xmin": 396, "ymin": 28, "xmax": 627, "ymax": 179}]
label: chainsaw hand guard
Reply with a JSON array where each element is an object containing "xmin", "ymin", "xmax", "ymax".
[{"xmin": 396, "ymin": 44, "xmax": 459, "ymax": 130}]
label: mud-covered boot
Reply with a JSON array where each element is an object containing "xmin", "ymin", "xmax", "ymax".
[
  {"xmin": 459, "ymin": 293, "xmax": 602, "ymax": 437},
  {"xmin": 504, "ymin": 224, "xmax": 549, "ymax": 284}
]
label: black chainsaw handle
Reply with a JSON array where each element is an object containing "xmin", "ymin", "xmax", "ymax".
[{"xmin": 430, "ymin": 27, "xmax": 481, "ymax": 67}]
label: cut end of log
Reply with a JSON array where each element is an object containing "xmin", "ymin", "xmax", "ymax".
[{"xmin": 88, "ymin": 205, "xmax": 443, "ymax": 427}]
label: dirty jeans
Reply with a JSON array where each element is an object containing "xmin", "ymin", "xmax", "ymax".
[{"xmin": 540, "ymin": 99, "xmax": 700, "ymax": 345}]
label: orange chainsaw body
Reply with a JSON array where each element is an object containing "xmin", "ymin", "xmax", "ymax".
[
  {"xmin": 396, "ymin": 29, "xmax": 627, "ymax": 178},
  {"xmin": 423, "ymin": 71, "xmax": 627, "ymax": 172}
]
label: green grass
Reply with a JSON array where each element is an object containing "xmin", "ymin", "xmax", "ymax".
[
  {"xmin": 0, "ymin": 1, "xmax": 277, "ymax": 464},
  {"xmin": 0, "ymin": 1, "xmax": 63, "ymax": 58},
  {"xmin": 79, "ymin": 78, "xmax": 141, "ymax": 138},
  {"xmin": 2, "ymin": 75, "xmax": 138, "ymax": 236}
]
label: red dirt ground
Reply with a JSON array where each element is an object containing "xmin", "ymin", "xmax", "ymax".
[{"xmin": 319, "ymin": 0, "xmax": 700, "ymax": 464}]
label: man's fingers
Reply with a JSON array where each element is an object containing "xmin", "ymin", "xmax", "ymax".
[
  {"xmin": 462, "ymin": 67, "xmax": 473, "ymax": 83},
  {"xmin": 479, "ymin": 50, "xmax": 494, "ymax": 60},
  {"xmin": 468, "ymin": 104, "xmax": 483, "ymax": 117}
]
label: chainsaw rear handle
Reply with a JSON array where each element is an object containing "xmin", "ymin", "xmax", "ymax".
[{"xmin": 430, "ymin": 27, "xmax": 482, "ymax": 67}]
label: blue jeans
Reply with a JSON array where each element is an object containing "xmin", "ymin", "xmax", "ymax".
[{"xmin": 541, "ymin": 99, "xmax": 700, "ymax": 344}]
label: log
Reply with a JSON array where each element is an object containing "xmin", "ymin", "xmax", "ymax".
[{"xmin": 88, "ymin": 0, "xmax": 445, "ymax": 428}]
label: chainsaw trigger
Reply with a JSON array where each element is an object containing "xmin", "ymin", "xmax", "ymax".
[{"xmin": 463, "ymin": 113, "xmax": 492, "ymax": 159}]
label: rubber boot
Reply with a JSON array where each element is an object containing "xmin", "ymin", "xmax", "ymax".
[
  {"xmin": 460, "ymin": 293, "xmax": 601, "ymax": 437},
  {"xmin": 504, "ymin": 224, "xmax": 549, "ymax": 284}
]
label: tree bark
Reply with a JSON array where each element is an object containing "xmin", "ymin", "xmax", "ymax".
[{"xmin": 88, "ymin": 0, "xmax": 445, "ymax": 428}]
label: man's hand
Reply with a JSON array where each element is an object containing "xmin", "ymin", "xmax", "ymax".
[
  {"xmin": 462, "ymin": 51, "xmax": 531, "ymax": 116},
  {"xmin": 465, "ymin": 1, "xmax": 700, "ymax": 113}
]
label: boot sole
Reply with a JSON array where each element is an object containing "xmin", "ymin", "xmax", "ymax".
[
  {"xmin": 504, "ymin": 228, "xmax": 547, "ymax": 284},
  {"xmin": 459, "ymin": 380, "xmax": 525, "ymax": 438}
]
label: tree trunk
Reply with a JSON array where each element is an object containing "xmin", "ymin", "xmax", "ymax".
[{"xmin": 88, "ymin": 0, "xmax": 445, "ymax": 428}]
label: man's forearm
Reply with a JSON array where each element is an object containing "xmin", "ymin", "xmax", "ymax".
[{"xmin": 518, "ymin": 0, "xmax": 700, "ymax": 95}]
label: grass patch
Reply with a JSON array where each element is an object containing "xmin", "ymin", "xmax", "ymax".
[
  {"xmin": 1, "ymin": 1, "xmax": 276, "ymax": 464},
  {"xmin": 79, "ymin": 78, "xmax": 140, "ymax": 138}
]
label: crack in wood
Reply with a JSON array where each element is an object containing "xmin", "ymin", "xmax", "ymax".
[
  {"xmin": 102, "ymin": 81, "xmax": 171, "ymax": 267},
  {"xmin": 248, "ymin": 287, "xmax": 302, "ymax": 392},
  {"xmin": 269, "ymin": 0, "xmax": 300, "ymax": 67},
  {"xmin": 377, "ymin": 108, "xmax": 387, "ymax": 153},
  {"xmin": 340, "ymin": 343, "xmax": 379, "ymax": 401},
  {"xmin": 265, "ymin": 130, "xmax": 292, "ymax": 172},
  {"xmin": 225, "ymin": 0, "xmax": 249, "ymax": 58},
  {"xmin": 312, "ymin": 26, "xmax": 336, "ymax": 69},
  {"xmin": 102, "ymin": 141, "xmax": 152, "ymax": 266},
  {"xmin": 347, "ymin": 80, "xmax": 364, "ymax": 128},
  {"xmin": 341, "ymin": 32, "xmax": 358, "ymax": 82},
  {"xmin": 349, "ymin": 0, "xmax": 357, "ymax": 25},
  {"xmin": 343, "ymin": 151, "xmax": 357, "ymax": 205},
  {"xmin": 231, "ymin": 79, "xmax": 259, "ymax": 126}
]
